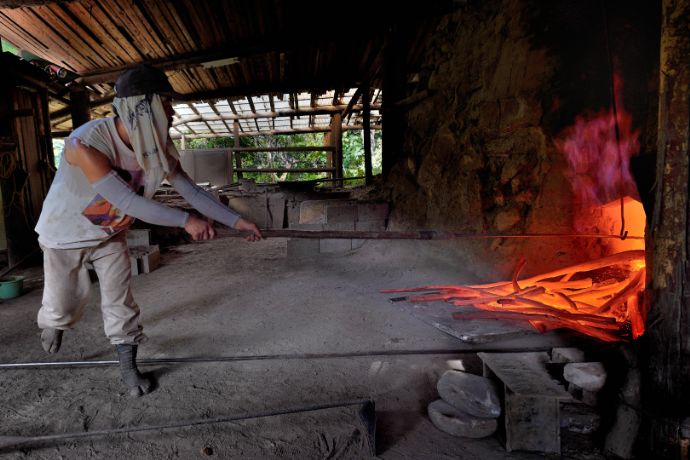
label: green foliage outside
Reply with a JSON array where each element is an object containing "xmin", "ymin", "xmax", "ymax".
[
  {"xmin": 52, "ymin": 139, "xmax": 64, "ymax": 168},
  {"xmin": 174, "ymin": 130, "xmax": 382, "ymax": 185},
  {"xmin": 1, "ymin": 39, "xmax": 19, "ymax": 55}
]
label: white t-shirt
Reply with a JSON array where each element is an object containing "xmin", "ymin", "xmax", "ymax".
[{"xmin": 35, "ymin": 118, "xmax": 153, "ymax": 249}]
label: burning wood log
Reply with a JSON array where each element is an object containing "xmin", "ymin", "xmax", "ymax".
[{"xmin": 383, "ymin": 250, "xmax": 646, "ymax": 342}]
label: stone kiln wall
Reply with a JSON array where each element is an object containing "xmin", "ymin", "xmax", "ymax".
[{"xmin": 385, "ymin": 0, "xmax": 657, "ymax": 279}]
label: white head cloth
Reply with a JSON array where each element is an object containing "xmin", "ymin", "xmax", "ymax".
[{"xmin": 112, "ymin": 94, "xmax": 179, "ymax": 196}]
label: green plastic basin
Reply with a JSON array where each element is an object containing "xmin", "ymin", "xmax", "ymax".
[{"xmin": 0, "ymin": 276, "xmax": 24, "ymax": 299}]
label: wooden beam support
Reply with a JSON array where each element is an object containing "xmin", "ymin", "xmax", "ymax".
[
  {"xmin": 341, "ymin": 86, "xmax": 363, "ymax": 119},
  {"xmin": 68, "ymin": 84, "xmax": 90, "ymax": 129},
  {"xmin": 381, "ymin": 24, "xmax": 405, "ymax": 177},
  {"xmin": 331, "ymin": 112, "xmax": 343, "ymax": 187},
  {"xmin": 363, "ymin": 83, "xmax": 373, "ymax": 185},
  {"xmin": 644, "ymin": 0, "xmax": 690, "ymax": 457},
  {"xmin": 233, "ymin": 120, "xmax": 242, "ymax": 180},
  {"xmin": 49, "ymin": 94, "xmax": 114, "ymax": 121}
]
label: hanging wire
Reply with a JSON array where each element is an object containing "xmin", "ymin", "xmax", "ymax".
[{"xmin": 602, "ymin": 0, "xmax": 628, "ymax": 240}]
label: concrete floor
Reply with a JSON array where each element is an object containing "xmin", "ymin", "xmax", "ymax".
[{"xmin": 0, "ymin": 235, "xmax": 598, "ymax": 459}]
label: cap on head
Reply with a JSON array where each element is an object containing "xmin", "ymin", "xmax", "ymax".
[{"xmin": 115, "ymin": 64, "xmax": 177, "ymax": 98}]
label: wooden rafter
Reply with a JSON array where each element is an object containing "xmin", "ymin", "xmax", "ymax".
[
  {"xmin": 208, "ymin": 100, "xmax": 231, "ymax": 133},
  {"xmin": 246, "ymin": 97, "xmax": 260, "ymax": 132},
  {"xmin": 169, "ymin": 124, "xmax": 382, "ymax": 139}
]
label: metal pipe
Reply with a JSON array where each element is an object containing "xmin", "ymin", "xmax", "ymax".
[
  {"xmin": 0, "ymin": 347, "xmax": 562, "ymax": 370},
  {"xmin": 0, "ymin": 399, "xmax": 374, "ymax": 451},
  {"xmin": 218, "ymin": 229, "xmax": 645, "ymax": 240}
]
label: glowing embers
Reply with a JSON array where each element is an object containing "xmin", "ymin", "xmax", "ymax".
[{"xmin": 383, "ymin": 249, "xmax": 646, "ymax": 342}]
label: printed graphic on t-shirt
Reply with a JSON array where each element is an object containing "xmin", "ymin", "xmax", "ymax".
[{"xmin": 81, "ymin": 167, "xmax": 144, "ymax": 234}]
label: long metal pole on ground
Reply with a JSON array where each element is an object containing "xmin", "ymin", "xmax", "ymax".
[
  {"xmin": 0, "ymin": 400, "xmax": 374, "ymax": 451},
  {"xmin": 0, "ymin": 345, "xmax": 603, "ymax": 370}
]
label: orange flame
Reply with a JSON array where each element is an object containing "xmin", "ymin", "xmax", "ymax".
[
  {"xmin": 383, "ymin": 74, "xmax": 647, "ymax": 342},
  {"xmin": 383, "ymin": 251, "xmax": 645, "ymax": 342}
]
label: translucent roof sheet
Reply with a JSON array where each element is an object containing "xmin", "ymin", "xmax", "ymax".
[{"xmin": 170, "ymin": 88, "xmax": 382, "ymax": 139}]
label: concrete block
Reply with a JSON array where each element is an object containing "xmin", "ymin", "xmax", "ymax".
[
  {"xmin": 130, "ymin": 256, "xmax": 139, "ymax": 276},
  {"xmin": 324, "ymin": 221, "xmax": 355, "ymax": 231},
  {"xmin": 129, "ymin": 245, "xmax": 160, "ymax": 275},
  {"xmin": 326, "ymin": 204, "xmax": 356, "ymax": 224},
  {"xmin": 228, "ymin": 195, "xmax": 269, "ymax": 228},
  {"xmin": 352, "ymin": 239, "xmax": 367, "ymax": 250},
  {"xmin": 127, "ymin": 229, "xmax": 151, "ymax": 247},
  {"xmin": 355, "ymin": 220, "xmax": 386, "ymax": 232},
  {"xmin": 287, "ymin": 238, "xmax": 320, "ymax": 258},
  {"xmin": 320, "ymin": 239, "xmax": 352, "ymax": 253},
  {"xmin": 551, "ymin": 348, "xmax": 585, "ymax": 364},
  {"xmin": 357, "ymin": 203, "xmax": 389, "ymax": 222},
  {"xmin": 140, "ymin": 245, "xmax": 160, "ymax": 273},
  {"xmin": 267, "ymin": 194, "xmax": 286, "ymax": 229},
  {"xmin": 299, "ymin": 201, "xmax": 326, "ymax": 224},
  {"xmin": 289, "ymin": 223, "xmax": 324, "ymax": 231},
  {"xmin": 286, "ymin": 199, "xmax": 301, "ymax": 226}
]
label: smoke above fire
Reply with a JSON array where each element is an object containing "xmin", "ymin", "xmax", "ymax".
[{"xmin": 554, "ymin": 73, "xmax": 640, "ymax": 212}]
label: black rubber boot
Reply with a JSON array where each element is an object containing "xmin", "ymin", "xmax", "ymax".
[
  {"xmin": 41, "ymin": 328, "xmax": 63, "ymax": 353},
  {"xmin": 115, "ymin": 344, "xmax": 153, "ymax": 397}
]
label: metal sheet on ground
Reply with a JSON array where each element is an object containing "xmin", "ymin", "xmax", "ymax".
[{"xmin": 393, "ymin": 302, "xmax": 536, "ymax": 344}]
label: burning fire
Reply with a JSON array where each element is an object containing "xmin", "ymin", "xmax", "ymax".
[
  {"xmin": 383, "ymin": 249, "xmax": 645, "ymax": 342},
  {"xmin": 384, "ymin": 74, "xmax": 647, "ymax": 342}
]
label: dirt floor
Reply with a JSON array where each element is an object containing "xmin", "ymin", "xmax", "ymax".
[{"xmin": 0, "ymin": 235, "xmax": 604, "ymax": 459}]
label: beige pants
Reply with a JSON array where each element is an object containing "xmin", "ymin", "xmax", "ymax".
[{"xmin": 37, "ymin": 233, "xmax": 147, "ymax": 345}]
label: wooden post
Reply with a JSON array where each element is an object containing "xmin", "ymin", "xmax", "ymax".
[
  {"xmin": 643, "ymin": 0, "xmax": 690, "ymax": 457},
  {"xmin": 382, "ymin": 25, "xmax": 405, "ymax": 177},
  {"xmin": 324, "ymin": 130, "xmax": 333, "ymax": 181},
  {"xmin": 330, "ymin": 112, "xmax": 343, "ymax": 187},
  {"xmin": 68, "ymin": 84, "xmax": 90, "ymax": 129},
  {"xmin": 363, "ymin": 83, "xmax": 372, "ymax": 185},
  {"xmin": 180, "ymin": 135, "xmax": 186, "ymax": 150},
  {"xmin": 233, "ymin": 120, "xmax": 243, "ymax": 180}
]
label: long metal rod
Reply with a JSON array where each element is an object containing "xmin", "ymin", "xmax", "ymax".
[
  {"xmin": 0, "ymin": 399, "xmax": 373, "ymax": 450},
  {"xmin": 0, "ymin": 347, "xmax": 561, "ymax": 370},
  {"xmin": 219, "ymin": 229, "xmax": 645, "ymax": 240}
]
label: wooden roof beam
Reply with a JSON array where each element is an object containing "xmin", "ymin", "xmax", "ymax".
[
  {"xmin": 169, "ymin": 124, "xmax": 382, "ymax": 139},
  {"xmin": 341, "ymin": 86, "xmax": 364, "ymax": 120},
  {"xmin": 208, "ymin": 100, "xmax": 232, "ymax": 133},
  {"xmin": 246, "ymin": 97, "xmax": 260, "ymax": 132},
  {"xmin": 171, "ymin": 104, "xmax": 381, "ymax": 126}
]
